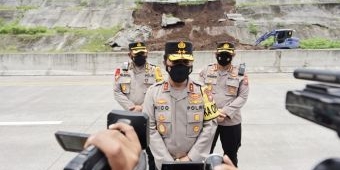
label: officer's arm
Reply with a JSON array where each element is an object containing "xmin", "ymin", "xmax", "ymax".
[
  {"xmin": 113, "ymin": 76, "xmax": 135, "ymax": 111},
  {"xmin": 222, "ymin": 75, "xmax": 250, "ymax": 119},
  {"xmin": 142, "ymin": 87, "xmax": 174, "ymax": 165},
  {"xmin": 188, "ymin": 118, "xmax": 217, "ymax": 161}
]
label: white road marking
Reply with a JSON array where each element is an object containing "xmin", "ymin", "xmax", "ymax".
[{"xmin": 0, "ymin": 121, "xmax": 63, "ymax": 126}]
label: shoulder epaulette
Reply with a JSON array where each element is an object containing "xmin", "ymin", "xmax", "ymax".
[
  {"xmin": 149, "ymin": 63, "xmax": 156, "ymax": 67},
  {"xmin": 192, "ymin": 80, "xmax": 203, "ymax": 87},
  {"xmin": 114, "ymin": 68, "xmax": 121, "ymax": 81}
]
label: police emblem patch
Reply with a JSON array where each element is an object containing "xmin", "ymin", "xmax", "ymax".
[
  {"xmin": 189, "ymin": 94, "xmax": 202, "ymax": 104},
  {"xmin": 121, "ymin": 84, "xmax": 126, "ymax": 93},
  {"xmin": 228, "ymin": 86, "xmax": 237, "ymax": 95}
]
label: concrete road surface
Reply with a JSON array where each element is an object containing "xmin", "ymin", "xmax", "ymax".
[{"xmin": 0, "ymin": 73, "xmax": 339, "ymax": 170}]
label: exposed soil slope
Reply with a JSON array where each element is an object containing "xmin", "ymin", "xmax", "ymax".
[{"xmin": 132, "ymin": 1, "xmax": 259, "ymax": 51}]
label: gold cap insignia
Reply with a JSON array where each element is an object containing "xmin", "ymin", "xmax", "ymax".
[
  {"xmin": 178, "ymin": 41, "xmax": 186, "ymax": 49},
  {"xmin": 223, "ymin": 43, "xmax": 229, "ymax": 49},
  {"xmin": 177, "ymin": 41, "xmax": 187, "ymax": 54},
  {"xmin": 137, "ymin": 42, "xmax": 142, "ymax": 47}
]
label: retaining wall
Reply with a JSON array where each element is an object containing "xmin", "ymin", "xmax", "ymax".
[{"xmin": 0, "ymin": 49, "xmax": 340, "ymax": 76}]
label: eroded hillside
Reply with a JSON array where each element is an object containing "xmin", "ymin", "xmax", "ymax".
[{"xmin": 0, "ymin": 0, "xmax": 339, "ymax": 52}]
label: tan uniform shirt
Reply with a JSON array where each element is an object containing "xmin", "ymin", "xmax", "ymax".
[
  {"xmin": 143, "ymin": 78, "xmax": 217, "ymax": 169},
  {"xmin": 199, "ymin": 64, "xmax": 249, "ymax": 126},
  {"xmin": 114, "ymin": 62, "xmax": 163, "ymax": 110}
]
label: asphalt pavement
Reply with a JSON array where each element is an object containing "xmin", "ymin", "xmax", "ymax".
[{"xmin": 0, "ymin": 73, "xmax": 339, "ymax": 170}]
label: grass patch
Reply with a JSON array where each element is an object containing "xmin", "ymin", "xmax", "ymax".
[
  {"xmin": 300, "ymin": 38, "xmax": 340, "ymax": 49},
  {"xmin": 248, "ymin": 22, "xmax": 258, "ymax": 38},
  {"xmin": 257, "ymin": 37, "xmax": 340, "ymax": 49},
  {"xmin": 16, "ymin": 5, "xmax": 38, "ymax": 11},
  {"xmin": 77, "ymin": 26, "xmax": 122, "ymax": 52},
  {"xmin": 0, "ymin": 5, "xmax": 16, "ymax": 10},
  {"xmin": 0, "ymin": 22, "xmax": 48, "ymax": 35},
  {"xmin": 0, "ymin": 24, "xmax": 122, "ymax": 52}
]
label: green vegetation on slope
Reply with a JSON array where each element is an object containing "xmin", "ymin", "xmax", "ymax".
[
  {"xmin": 300, "ymin": 38, "xmax": 340, "ymax": 49},
  {"xmin": 0, "ymin": 22, "xmax": 121, "ymax": 52}
]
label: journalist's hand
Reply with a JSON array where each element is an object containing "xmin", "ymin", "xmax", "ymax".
[
  {"xmin": 213, "ymin": 155, "xmax": 238, "ymax": 170},
  {"xmin": 179, "ymin": 155, "xmax": 191, "ymax": 162},
  {"xmin": 84, "ymin": 122, "xmax": 142, "ymax": 170},
  {"xmin": 129, "ymin": 105, "xmax": 143, "ymax": 112}
]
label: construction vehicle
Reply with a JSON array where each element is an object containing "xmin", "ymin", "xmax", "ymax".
[{"xmin": 255, "ymin": 29, "xmax": 300, "ymax": 49}]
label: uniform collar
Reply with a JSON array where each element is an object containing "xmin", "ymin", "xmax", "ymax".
[
  {"xmin": 131, "ymin": 62, "xmax": 150, "ymax": 73},
  {"xmin": 162, "ymin": 78, "xmax": 195, "ymax": 93}
]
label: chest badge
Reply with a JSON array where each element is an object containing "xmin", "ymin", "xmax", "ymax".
[
  {"xmin": 193, "ymin": 125, "xmax": 200, "ymax": 133},
  {"xmin": 157, "ymin": 99, "xmax": 167, "ymax": 104},
  {"xmin": 194, "ymin": 114, "xmax": 200, "ymax": 121},
  {"xmin": 159, "ymin": 114, "xmax": 166, "ymax": 122},
  {"xmin": 228, "ymin": 86, "xmax": 237, "ymax": 95},
  {"xmin": 121, "ymin": 84, "xmax": 127, "ymax": 93},
  {"xmin": 189, "ymin": 94, "xmax": 202, "ymax": 104},
  {"xmin": 158, "ymin": 123, "xmax": 167, "ymax": 135}
]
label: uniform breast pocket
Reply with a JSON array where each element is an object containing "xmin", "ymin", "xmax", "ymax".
[
  {"xmin": 118, "ymin": 77, "xmax": 131, "ymax": 94},
  {"xmin": 205, "ymin": 76, "xmax": 217, "ymax": 85},
  {"xmin": 225, "ymin": 79, "xmax": 239, "ymax": 96},
  {"xmin": 186, "ymin": 111, "xmax": 203, "ymax": 138},
  {"xmin": 155, "ymin": 111, "xmax": 171, "ymax": 138}
]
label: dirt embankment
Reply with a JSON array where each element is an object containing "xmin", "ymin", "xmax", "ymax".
[{"xmin": 132, "ymin": 1, "xmax": 260, "ymax": 51}]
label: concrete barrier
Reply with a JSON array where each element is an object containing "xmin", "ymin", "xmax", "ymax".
[{"xmin": 0, "ymin": 49, "xmax": 340, "ymax": 76}]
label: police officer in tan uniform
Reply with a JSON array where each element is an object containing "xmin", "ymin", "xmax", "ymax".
[
  {"xmin": 114, "ymin": 42, "xmax": 163, "ymax": 112},
  {"xmin": 113, "ymin": 42, "xmax": 163, "ymax": 170},
  {"xmin": 143, "ymin": 41, "xmax": 219, "ymax": 169},
  {"xmin": 199, "ymin": 42, "xmax": 249, "ymax": 167}
]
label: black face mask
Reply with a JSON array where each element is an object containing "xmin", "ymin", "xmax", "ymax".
[
  {"xmin": 166, "ymin": 64, "xmax": 192, "ymax": 83},
  {"xmin": 133, "ymin": 54, "xmax": 146, "ymax": 66},
  {"xmin": 216, "ymin": 52, "xmax": 232, "ymax": 66}
]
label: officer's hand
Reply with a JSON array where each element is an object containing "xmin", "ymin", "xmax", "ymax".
[
  {"xmin": 217, "ymin": 110, "xmax": 226, "ymax": 122},
  {"xmin": 213, "ymin": 155, "xmax": 238, "ymax": 170},
  {"xmin": 84, "ymin": 122, "xmax": 142, "ymax": 170}
]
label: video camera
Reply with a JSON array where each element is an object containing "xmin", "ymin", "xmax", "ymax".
[
  {"xmin": 55, "ymin": 110, "xmax": 149, "ymax": 170},
  {"xmin": 285, "ymin": 68, "xmax": 340, "ymax": 170}
]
